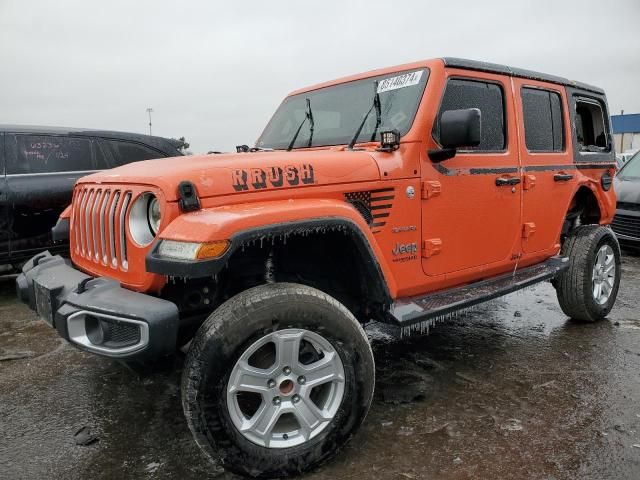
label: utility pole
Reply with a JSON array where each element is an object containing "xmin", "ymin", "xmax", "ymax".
[
  {"xmin": 146, "ymin": 108, "xmax": 154, "ymax": 135},
  {"xmin": 620, "ymin": 110, "xmax": 624, "ymax": 152}
]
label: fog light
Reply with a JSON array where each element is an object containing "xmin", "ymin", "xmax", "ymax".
[
  {"xmin": 85, "ymin": 315, "xmax": 105, "ymax": 345},
  {"xmin": 67, "ymin": 311, "xmax": 149, "ymax": 356}
]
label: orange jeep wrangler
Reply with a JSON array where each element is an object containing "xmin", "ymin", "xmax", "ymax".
[{"xmin": 17, "ymin": 58, "xmax": 620, "ymax": 477}]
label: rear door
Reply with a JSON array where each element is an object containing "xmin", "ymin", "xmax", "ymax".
[
  {"xmin": 0, "ymin": 133, "xmax": 8, "ymax": 261},
  {"xmin": 513, "ymin": 78, "xmax": 576, "ymax": 256},
  {"xmin": 5, "ymin": 133, "xmax": 98, "ymax": 259},
  {"xmin": 421, "ymin": 72, "xmax": 522, "ymax": 278}
]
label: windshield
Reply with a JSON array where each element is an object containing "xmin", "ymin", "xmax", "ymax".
[
  {"xmin": 257, "ymin": 68, "xmax": 429, "ymax": 150},
  {"xmin": 618, "ymin": 150, "xmax": 640, "ymax": 180}
]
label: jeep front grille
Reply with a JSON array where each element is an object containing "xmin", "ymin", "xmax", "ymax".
[{"xmin": 73, "ymin": 186, "xmax": 132, "ymax": 269}]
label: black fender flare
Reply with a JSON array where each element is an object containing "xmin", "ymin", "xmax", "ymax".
[{"xmin": 146, "ymin": 217, "xmax": 392, "ymax": 305}]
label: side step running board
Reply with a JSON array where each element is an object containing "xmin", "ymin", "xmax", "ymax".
[{"xmin": 387, "ymin": 256, "xmax": 569, "ymax": 336}]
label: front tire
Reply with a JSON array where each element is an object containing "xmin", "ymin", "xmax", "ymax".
[
  {"xmin": 181, "ymin": 283, "xmax": 374, "ymax": 478},
  {"xmin": 555, "ymin": 225, "xmax": 621, "ymax": 322}
]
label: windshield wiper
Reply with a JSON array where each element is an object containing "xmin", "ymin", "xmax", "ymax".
[
  {"xmin": 286, "ymin": 98, "xmax": 314, "ymax": 151},
  {"xmin": 347, "ymin": 81, "xmax": 381, "ymax": 150}
]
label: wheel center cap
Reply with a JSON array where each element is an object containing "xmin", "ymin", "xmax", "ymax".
[{"xmin": 279, "ymin": 379, "xmax": 294, "ymax": 395}]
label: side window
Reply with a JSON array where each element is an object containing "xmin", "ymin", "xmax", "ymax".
[
  {"xmin": 8, "ymin": 135, "xmax": 93, "ymax": 174},
  {"xmin": 435, "ymin": 78, "xmax": 506, "ymax": 151},
  {"xmin": 92, "ymin": 140, "xmax": 111, "ymax": 169},
  {"xmin": 521, "ymin": 87, "xmax": 564, "ymax": 152},
  {"xmin": 574, "ymin": 97, "xmax": 609, "ymax": 152},
  {"xmin": 106, "ymin": 140, "xmax": 163, "ymax": 167}
]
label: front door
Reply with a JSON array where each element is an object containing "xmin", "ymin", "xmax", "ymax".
[{"xmin": 421, "ymin": 72, "xmax": 522, "ymax": 278}]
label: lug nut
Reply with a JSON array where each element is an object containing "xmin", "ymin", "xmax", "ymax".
[
  {"xmin": 267, "ymin": 379, "xmax": 276, "ymax": 388},
  {"xmin": 283, "ymin": 433, "xmax": 289, "ymax": 440},
  {"xmin": 292, "ymin": 394, "xmax": 300, "ymax": 404},
  {"xmin": 283, "ymin": 366, "xmax": 291, "ymax": 375},
  {"xmin": 297, "ymin": 376, "xmax": 306, "ymax": 385},
  {"xmin": 272, "ymin": 396, "xmax": 281, "ymax": 406}
]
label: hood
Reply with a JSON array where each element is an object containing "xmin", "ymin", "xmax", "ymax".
[
  {"xmin": 614, "ymin": 177, "xmax": 640, "ymax": 205},
  {"xmin": 80, "ymin": 150, "xmax": 381, "ymax": 201}
]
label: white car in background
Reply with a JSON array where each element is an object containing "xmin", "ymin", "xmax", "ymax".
[{"xmin": 617, "ymin": 149, "xmax": 640, "ymax": 168}]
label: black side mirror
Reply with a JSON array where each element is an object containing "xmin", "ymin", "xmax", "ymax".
[{"xmin": 429, "ymin": 108, "xmax": 481, "ymax": 162}]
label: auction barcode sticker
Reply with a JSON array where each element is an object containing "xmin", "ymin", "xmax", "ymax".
[{"xmin": 377, "ymin": 70, "xmax": 423, "ymax": 93}]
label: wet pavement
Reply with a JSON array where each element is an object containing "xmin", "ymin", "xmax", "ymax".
[{"xmin": 1, "ymin": 253, "xmax": 640, "ymax": 480}]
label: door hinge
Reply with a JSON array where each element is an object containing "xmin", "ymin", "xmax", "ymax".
[
  {"xmin": 422, "ymin": 238, "xmax": 442, "ymax": 258},
  {"xmin": 421, "ymin": 180, "xmax": 441, "ymax": 199},
  {"xmin": 522, "ymin": 222, "xmax": 536, "ymax": 239},
  {"xmin": 523, "ymin": 174, "xmax": 536, "ymax": 190}
]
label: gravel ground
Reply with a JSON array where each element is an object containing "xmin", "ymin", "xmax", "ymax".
[{"xmin": 1, "ymin": 252, "xmax": 639, "ymax": 479}]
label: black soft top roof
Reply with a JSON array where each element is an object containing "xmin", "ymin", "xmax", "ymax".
[
  {"xmin": 0, "ymin": 124, "xmax": 184, "ymax": 155},
  {"xmin": 442, "ymin": 58, "xmax": 604, "ymax": 95}
]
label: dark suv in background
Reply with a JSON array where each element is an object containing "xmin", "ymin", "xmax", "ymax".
[
  {"xmin": 0, "ymin": 125, "xmax": 185, "ymax": 267},
  {"xmin": 612, "ymin": 150, "xmax": 640, "ymax": 250}
]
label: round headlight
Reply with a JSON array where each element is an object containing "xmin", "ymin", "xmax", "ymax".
[
  {"xmin": 147, "ymin": 196, "xmax": 161, "ymax": 235},
  {"xmin": 129, "ymin": 192, "xmax": 160, "ymax": 246}
]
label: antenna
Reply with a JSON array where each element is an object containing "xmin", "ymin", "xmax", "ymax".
[{"xmin": 146, "ymin": 108, "xmax": 154, "ymax": 135}]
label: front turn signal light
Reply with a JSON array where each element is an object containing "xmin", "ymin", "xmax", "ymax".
[
  {"xmin": 196, "ymin": 241, "xmax": 231, "ymax": 259},
  {"xmin": 157, "ymin": 239, "xmax": 230, "ymax": 260}
]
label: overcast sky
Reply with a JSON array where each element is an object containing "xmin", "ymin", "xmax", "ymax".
[{"xmin": 1, "ymin": 0, "xmax": 638, "ymax": 153}]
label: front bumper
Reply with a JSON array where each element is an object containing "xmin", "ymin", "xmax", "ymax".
[{"xmin": 16, "ymin": 251, "xmax": 179, "ymax": 360}]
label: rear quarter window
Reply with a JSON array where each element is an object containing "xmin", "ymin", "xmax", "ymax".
[
  {"xmin": 574, "ymin": 97, "xmax": 609, "ymax": 152},
  {"xmin": 8, "ymin": 135, "xmax": 93, "ymax": 174}
]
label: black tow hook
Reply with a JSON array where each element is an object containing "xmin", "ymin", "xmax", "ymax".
[
  {"xmin": 76, "ymin": 277, "xmax": 93, "ymax": 294},
  {"xmin": 32, "ymin": 253, "xmax": 49, "ymax": 267}
]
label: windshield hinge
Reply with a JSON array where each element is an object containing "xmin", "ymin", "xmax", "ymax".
[{"xmin": 421, "ymin": 181, "xmax": 442, "ymax": 199}]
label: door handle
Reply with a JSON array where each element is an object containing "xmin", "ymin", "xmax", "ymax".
[
  {"xmin": 554, "ymin": 173, "xmax": 574, "ymax": 182},
  {"xmin": 495, "ymin": 176, "xmax": 521, "ymax": 186}
]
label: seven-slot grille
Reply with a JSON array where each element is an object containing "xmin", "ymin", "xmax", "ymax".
[
  {"xmin": 612, "ymin": 213, "xmax": 640, "ymax": 239},
  {"xmin": 72, "ymin": 185, "xmax": 133, "ymax": 269}
]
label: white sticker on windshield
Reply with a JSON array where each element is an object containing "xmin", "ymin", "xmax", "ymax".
[{"xmin": 377, "ymin": 70, "xmax": 423, "ymax": 94}]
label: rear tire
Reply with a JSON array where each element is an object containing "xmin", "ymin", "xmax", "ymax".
[
  {"xmin": 181, "ymin": 283, "xmax": 374, "ymax": 478},
  {"xmin": 555, "ymin": 225, "xmax": 621, "ymax": 322}
]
